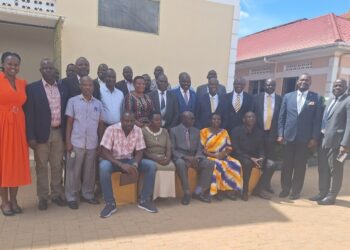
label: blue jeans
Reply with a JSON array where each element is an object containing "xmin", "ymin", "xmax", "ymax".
[{"xmin": 99, "ymin": 159, "xmax": 156, "ymax": 204}]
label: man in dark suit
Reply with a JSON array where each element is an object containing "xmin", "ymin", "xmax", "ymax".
[
  {"xmin": 195, "ymin": 78, "xmax": 227, "ymax": 129},
  {"xmin": 65, "ymin": 63, "xmax": 76, "ymax": 78},
  {"xmin": 148, "ymin": 74, "xmax": 179, "ymax": 129},
  {"xmin": 170, "ymin": 112, "xmax": 214, "ymax": 205},
  {"xmin": 310, "ymin": 79, "xmax": 350, "ymax": 205},
  {"xmin": 252, "ymin": 78, "xmax": 282, "ymax": 199},
  {"xmin": 278, "ymin": 73, "xmax": 323, "ymax": 200},
  {"xmin": 196, "ymin": 70, "xmax": 226, "ymax": 98},
  {"xmin": 116, "ymin": 66, "xmax": 133, "ymax": 96},
  {"xmin": 225, "ymin": 77, "xmax": 253, "ymax": 133},
  {"xmin": 24, "ymin": 59, "xmax": 67, "ymax": 210},
  {"xmin": 61, "ymin": 57, "xmax": 100, "ymax": 101},
  {"xmin": 93, "ymin": 63, "xmax": 108, "ymax": 90},
  {"xmin": 172, "ymin": 72, "xmax": 197, "ymax": 114}
]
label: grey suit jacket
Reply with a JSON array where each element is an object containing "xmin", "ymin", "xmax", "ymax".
[
  {"xmin": 322, "ymin": 94, "xmax": 350, "ymax": 149},
  {"xmin": 170, "ymin": 124, "xmax": 204, "ymax": 161},
  {"xmin": 196, "ymin": 83, "xmax": 226, "ymax": 97},
  {"xmin": 278, "ymin": 91, "xmax": 323, "ymax": 143}
]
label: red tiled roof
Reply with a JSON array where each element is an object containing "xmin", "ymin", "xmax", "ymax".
[{"xmin": 237, "ymin": 13, "xmax": 350, "ymax": 61}]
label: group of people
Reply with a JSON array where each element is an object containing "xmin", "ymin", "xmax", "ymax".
[{"xmin": 0, "ymin": 51, "xmax": 349, "ymax": 219}]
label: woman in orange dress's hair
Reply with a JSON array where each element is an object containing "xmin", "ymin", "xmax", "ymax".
[{"xmin": 0, "ymin": 52, "xmax": 31, "ymax": 216}]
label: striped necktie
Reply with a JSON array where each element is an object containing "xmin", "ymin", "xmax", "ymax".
[{"xmin": 234, "ymin": 94, "xmax": 241, "ymax": 112}]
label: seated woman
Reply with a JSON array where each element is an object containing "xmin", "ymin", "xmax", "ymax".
[
  {"xmin": 200, "ymin": 113, "xmax": 242, "ymax": 200},
  {"xmin": 124, "ymin": 76, "xmax": 154, "ymax": 127},
  {"xmin": 142, "ymin": 112, "xmax": 176, "ymax": 199}
]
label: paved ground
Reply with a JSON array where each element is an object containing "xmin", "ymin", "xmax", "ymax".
[{"xmin": 1, "ymin": 162, "xmax": 350, "ymax": 250}]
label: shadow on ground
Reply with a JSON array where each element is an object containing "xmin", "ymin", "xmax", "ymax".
[{"xmin": 1, "ymin": 163, "xmax": 350, "ymax": 249}]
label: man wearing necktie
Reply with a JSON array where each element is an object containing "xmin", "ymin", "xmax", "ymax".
[
  {"xmin": 277, "ymin": 73, "xmax": 323, "ymax": 200},
  {"xmin": 172, "ymin": 72, "xmax": 197, "ymax": 116},
  {"xmin": 147, "ymin": 74, "xmax": 179, "ymax": 129},
  {"xmin": 224, "ymin": 77, "xmax": 253, "ymax": 134},
  {"xmin": 195, "ymin": 78, "xmax": 227, "ymax": 129},
  {"xmin": 310, "ymin": 79, "xmax": 350, "ymax": 205},
  {"xmin": 252, "ymin": 79, "xmax": 282, "ymax": 199},
  {"xmin": 170, "ymin": 112, "xmax": 214, "ymax": 205}
]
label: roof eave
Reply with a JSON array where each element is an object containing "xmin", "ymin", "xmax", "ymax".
[{"xmin": 236, "ymin": 42, "xmax": 350, "ymax": 64}]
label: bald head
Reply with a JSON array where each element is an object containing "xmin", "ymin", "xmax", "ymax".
[
  {"xmin": 332, "ymin": 78, "xmax": 348, "ymax": 97},
  {"xmin": 233, "ymin": 77, "xmax": 246, "ymax": 94},
  {"xmin": 264, "ymin": 78, "xmax": 276, "ymax": 94},
  {"xmin": 181, "ymin": 111, "xmax": 195, "ymax": 128},
  {"xmin": 40, "ymin": 58, "xmax": 56, "ymax": 84}
]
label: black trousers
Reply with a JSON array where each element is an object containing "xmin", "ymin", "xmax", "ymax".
[
  {"xmin": 281, "ymin": 141, "xmax": 309, "ymax": 195},
  {"xmin": 255, "ymin": 131, "xmax": 277, "ymax": 192},
  {"xmin": 318, "ymin": 145, "xmax": 344, "ymax": 197},
  {"xmin": 235, "ymin": 155, "xmax": 255, "ymax": 194}
]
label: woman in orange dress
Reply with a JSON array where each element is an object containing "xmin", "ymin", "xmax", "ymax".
[{"xmin": 0, "ymin": 52, "xmax": 31, "ymax": 216}]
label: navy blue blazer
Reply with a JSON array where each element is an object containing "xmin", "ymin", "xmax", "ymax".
[
  {"xmin": 195, "ymin": 93, "xmax": 227, "ymax": 129},
  {"xmin": 252, "ymin": 93, "xmax": 282, "ymax": 141},
  {"xmin": 24, "ymin": 80, "xmax": 66, "ymax": 143},
  {"xmin": 278, "ymin": 90, "xmax": 323, "ymax": 143},
  {"xmin": 224, "ymin": 91, "xmax": 253, "ymax": 133},
  {"xmin": 172, "ymin": 87, "xmax": 197, "ymax": 114}
]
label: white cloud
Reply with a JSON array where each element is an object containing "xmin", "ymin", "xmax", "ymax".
[{"xmin": 240, "ymin": 10, "xmax": 249, "ymax": 19}]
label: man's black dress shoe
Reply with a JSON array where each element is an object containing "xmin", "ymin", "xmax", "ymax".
[
  {"xmin": 1, "ymin": 206, "xmax": 15, "ymax": 216},
  {"xmin": 317, "ymin": 196, "xmax": 335, "ymax": 205},
  {"xmin": 38, "ymin": 199, "xmax": 48, "ymax": 210},
  {"xmin": 52, "ymin": 197, "xmax": 67, "ymax": 207},
  {"xmin": 225, "ymin": 192, "xmax": 237, "ymax": 201},
  {"xmin": 11, "ymin": 205, "xmax": 23, "ymax": 214},
  {"xmin": 309, "ymin": 194, "xmax": 326, "ymax": 202},
  {"xmin": 68, "ymin": 201, "xmax": 79, "ymax": 210},
  {"xmin": 181, "ymin": 194, "xmax": 191, "ymax": 205},
  {"xmin": 81, "ymin": 197, "xmax": 100, "ymax": 205},
  {"xmin": 192, "ymin": 193, "xmax": 211, "ymax": 203},
  {"xmin": 279, "ymin": 191, "xmax": 289, "ymax": 198},
  {"xmin": 265, "ymin": 187, "xmax": 275, "ymax": 194},
  {"xmin": 289, "ymin": 193, "xmax": 300, "ymax": 200}
]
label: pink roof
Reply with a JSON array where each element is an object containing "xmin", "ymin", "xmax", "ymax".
[{"xmin": 237, "ymin": 13, "xmax": 350, "ymax": 61}]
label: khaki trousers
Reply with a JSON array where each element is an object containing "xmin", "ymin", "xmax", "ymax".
[
  {"xmin": 65, "ymin": 147, "xmax": 97, "ymax": 202},
  {"xmin": 34, "ymin": 128, "xmax": 64, "ymax": 200}
]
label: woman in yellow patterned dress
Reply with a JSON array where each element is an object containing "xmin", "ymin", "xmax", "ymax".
[{"xmin": 200, "ymin": 113, "xmax": 242, "ymax": 200}]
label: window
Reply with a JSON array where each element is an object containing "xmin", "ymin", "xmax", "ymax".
[
  {"xmin": 248, "ymin": 80, "xmax": 265, "ymax": 95},
  {"xmin": 282, "ymin": 77, "xmax": 298, "ymax": 95},
  {"xmin": 98, "ymin": 0, "xmax": 160, "ymax": 34}
]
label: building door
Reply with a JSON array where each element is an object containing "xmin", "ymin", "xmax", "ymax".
[
  {"xmin": 248, "ymin": 79, "xmax": 265, "ymax": 95},
  {"xmin": 282, "ymin": 77, "xmax": 298, "ymax": 95}
]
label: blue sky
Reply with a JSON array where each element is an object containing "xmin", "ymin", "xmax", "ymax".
[{"xmin": 239, "ymin": 0, "xmax": 350, "ymax": 37}]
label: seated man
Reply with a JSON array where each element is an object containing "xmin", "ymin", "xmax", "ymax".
[
  {"xmin": 230, "ymin": 112, "xmax": 265, "ymax": 201},
  {"xmin": 99, "ymin": 112, "xmax": 157, "ymax": 218},
  {"xmin": 170, "ymin": 111, "xmax": 214, "ymax": 205}
]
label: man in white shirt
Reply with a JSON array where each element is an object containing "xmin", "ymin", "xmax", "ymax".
[
  {"xmin": 277, "ymin": 73, "xmax": 323, "ymax": 200},
  {"xmin": 225, "ymin": 77, "xmax": 253, "ymax": 133},
  {"xmin": 100, "ymin": 68, "xmax": 124, "ymax": 127},
  {"xmin": 252, "ymin": 79, "xmax": 282, "ymax": 199}
]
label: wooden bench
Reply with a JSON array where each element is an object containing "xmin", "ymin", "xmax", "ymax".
[
  {"xmin": 111, "ymin": 172, "xmax": 137, "ymax": 205},
  {"xmin": 175, "ymin": 167, "xmax": 198, "ymax": 197}
]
